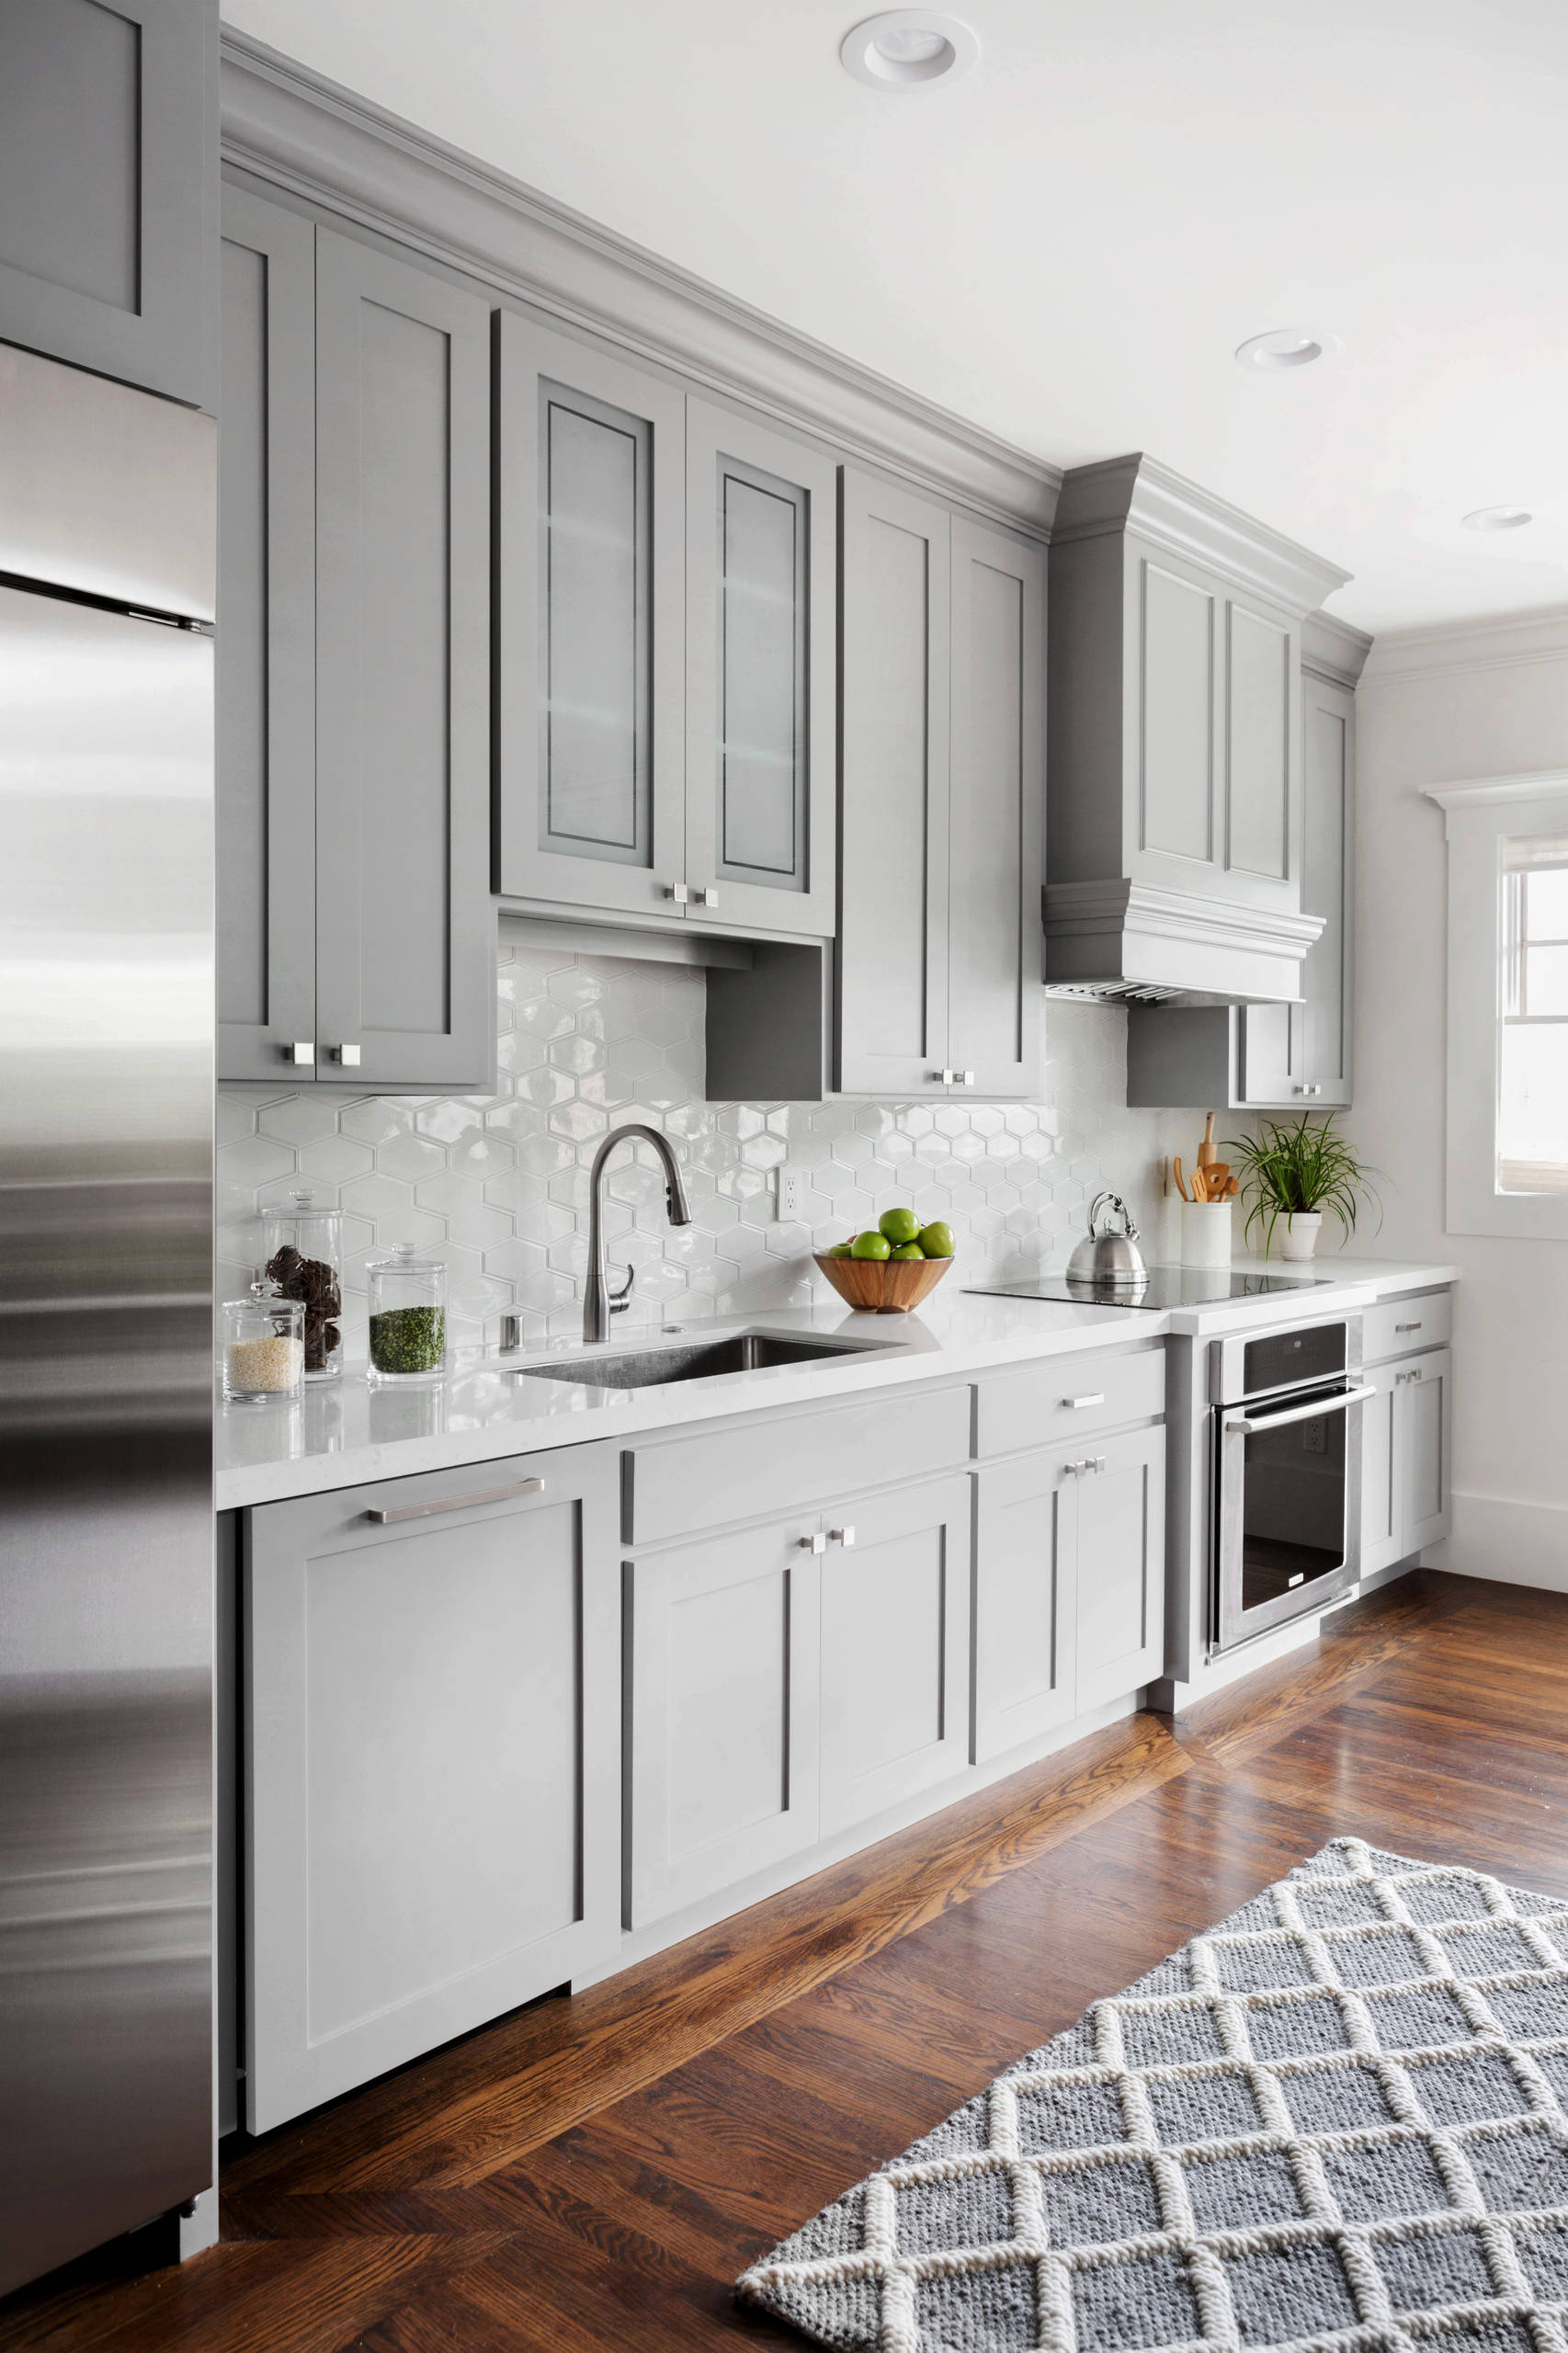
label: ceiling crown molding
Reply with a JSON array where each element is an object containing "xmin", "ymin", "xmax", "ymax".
[
  {"xmin": 1301, "ymin": 608, "xmax": 1373, "ymax": 688},
  {"xmin": 1049, "ymin": 452, "xmax": 1350, "ymax": 617},
  {"xmin": 1423, "ymin": 770, "xmax": 1568, "ymax": 812},
  {"xmin": 219, "ymin": 28, "xmax": 1062, "ymax": 536},
  {"xmin": 1362, "ymin": 605, "xmax": 1568, "ymax": 684}
]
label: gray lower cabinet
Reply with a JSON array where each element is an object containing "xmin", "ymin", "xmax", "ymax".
[
  {"xmin": 974, "ymin": 1423, "xmax": 1165, "ymax": 1759},
  {"xmin": 623, "ymin": 1509, "xmax": 823, "ymax": 1929},
  {"xmin": 838, "ymin": 472, "xmax": 1045, "ymax": 1099},
  {"xmin": 244, "ymin": 1444, "xmax": 618, "ymax": 2132},
  {"xmin": 1361, "ymin": 1347, "xmax": 1453, "ymax": 1576},
  {"xmin": 818, "ymin": 1474, "xmax": 971, "ymax": 1836},
  {"xmin": 217, "ymin": 191, "xmax": 494, "ymax": 1089},
  {"xmin": 494, "ymin": 322, "xmax": 837, "ymax": 935},
  {"xmin": 0, "ymin": 0, "xmax": 215, "ymax": 410},
  {"xmin": 624, "ymin": 1469, "xmax": 970, "ymax": 1928}
]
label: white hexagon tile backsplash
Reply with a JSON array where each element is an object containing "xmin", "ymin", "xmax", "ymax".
[{"xmin": 217, "ymin": 941, "xmax": 1200, "ymax": 1359}]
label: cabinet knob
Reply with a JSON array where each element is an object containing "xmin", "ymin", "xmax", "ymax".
[
  {"xmin": 693, "ymin": 885, "xmax": 719, "ymax": 909},
  {"xmin": 829, "ymin": 1526, "xmax": 856, "ymax": 1548},
  {"xmin": 933, "ymin": 1069, "xmax": 955, "ymax": 1085},
  {"xmin": 798, "ymin": 1531, "xmax": 827, "ymax": 1553},
  {"xmin": 283, "ymin": 1041, "xmax": 315, "ymax": 1066},
  {"xmin": 331, "ymin": 1044, "xmax": 361, "ymax": 1067},
  {"xmin": 665, "ymin": 882, "xmax": 689, "ymax": 905},
  {"xmin": 961, "ymin": 1071, "xmax": 976, "ymax": 1087}
]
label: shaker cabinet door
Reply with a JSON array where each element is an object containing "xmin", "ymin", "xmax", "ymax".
[
  {"xmin": 1400, "ymin": 1347, "xmax": 1453, "ymax": 1558},
  {"xmin": 974, "ymin": 1449, "xmax": 1078, "ymax": 1762},
  {"xmin": 949, "ymin": 517, "xmax": 1045, "ymax": 1098},
  {"xmin": 625, "ymin": 1516, "xmax": 822, "ymax": 1929},
  {"xmin": 1224, "ymin": 592, "xmax": 1298, "ymax": 904},
  {"xmin": 244, "ymin": 1444, "xmax": 619, "ymax": 2132},
  {"xmin": 836, "ymin": 470, "xmax": 951, "ymax": 1096},
  {"xmin": 818, "ymin": 1475, "xmax": 971, "ymax": 1836},
  {"xmin": 1074, "ymin": 1423, "xmax": 1165, "ymax": 1712},
  {"xmin": 1239, "ymin": 669, "xmax": 1353, "ymax": 1108},
  {"xmin": 0, "ymin": 0, "xmax": 214, "ymax": 409},
  {"xmin": 684, "ymin": 401, "xmax": 837, "ymax": 936},
  {"xmin": 312, "ymin": 231, "xmax": 494, "ymax": 1089},
  {"xmin": 494, "ymin": 314, "xmax": 687, "ymax": 918},
  {"xmin": 1359, "ymin": 1361, "xmax": 1403, "ymax": 1577},
  {"xmin": 216, "ymin": 189, "xmax": 317, "ymax": 1083}
]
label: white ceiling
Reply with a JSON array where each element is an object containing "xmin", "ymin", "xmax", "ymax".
[{"xmin": 222, "ymin": 0, "xmax": 1568, "ymax": 634}]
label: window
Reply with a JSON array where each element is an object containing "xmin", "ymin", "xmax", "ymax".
[
  {"xmin": 1430, "ymin": 774, "xmax": 1568, "ymax": 1239},
  {"xmin": 1499, "ymin": 838, "xmax": 1568, "ymax": 1194}
]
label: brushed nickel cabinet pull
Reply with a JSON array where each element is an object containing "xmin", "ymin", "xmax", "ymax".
[
  {"xmin": 1064, "ymin": 1392, "xmax": 1107, "ymax": 1410},
  {"xmin": 1394, "ymin": 1321, "xmax": 1422, "ymax": 1333},
  {"xmin": 365, "ymin": 1475, "xmax": 544, "ymax": 1525},
  {"xmin": 798, "ymin": 1531, "xmax": 827, "ymax": 1553}
]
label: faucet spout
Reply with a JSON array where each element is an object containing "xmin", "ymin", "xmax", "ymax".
[{"xmin": 583, "ymin": 1123, "xmax": 692, "ymax": 1345}]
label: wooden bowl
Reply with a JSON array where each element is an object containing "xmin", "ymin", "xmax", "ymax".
[{"xmin": 812, "ymin": 1251, "xmax": 953, "ymax": 1314}]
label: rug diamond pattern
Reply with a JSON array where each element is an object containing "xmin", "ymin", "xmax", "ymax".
[{"xmin": 737, "ymin": 1840, "xmax": 1568, "ymax": 2353}]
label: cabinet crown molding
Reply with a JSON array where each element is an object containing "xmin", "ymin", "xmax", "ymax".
[
  {"xmin": 1301, "ymin": 607, "xmax": 1373, "ymax": 688},
  {"xmin": 1051, "ymin": 452, "xmax": 1351, "ymax": 618},
  {"xmin": 219, "ymin": 28, "xmax": 1061, "ymax": 537}
]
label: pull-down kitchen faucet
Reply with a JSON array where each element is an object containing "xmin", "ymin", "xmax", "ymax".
[{"xmin": 582, "ymin": 1123, "xmax": 692, "ymax": 1344}]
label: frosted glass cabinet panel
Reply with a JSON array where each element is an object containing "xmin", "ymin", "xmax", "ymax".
[
  {"xmin": 685, "ymin": 401, "xmax": 837, "ymax": 934},
  {"xmin": 495, "ymin": 314, "xmax": 687, "ymax": 915}
]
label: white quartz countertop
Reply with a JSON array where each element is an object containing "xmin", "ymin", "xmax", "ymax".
[{"xmin": 215, "ymin": 1255, "xmax": 1459, "ymax": 1512}]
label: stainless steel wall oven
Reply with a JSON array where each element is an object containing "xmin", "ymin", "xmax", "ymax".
[{"xmin": 1211, "ymin": 1315, "xmax": 1372, "ymax": 1654}]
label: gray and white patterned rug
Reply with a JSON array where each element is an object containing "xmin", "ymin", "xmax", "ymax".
[{"xmin": 736, "ymin": 1838, "xmax": 1568, "ymax": 2353}]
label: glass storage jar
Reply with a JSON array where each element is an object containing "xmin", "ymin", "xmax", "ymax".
[
  {"xmin": 222, "ymin": 1279, "xmax": 305, "ymax": 1404},
  {"xmin": 366, "ymin": 1243, "xmax": 448, "ymax": 1386},
  {"xmin": 265, "ymin": 1187, "xmax": 344, "ymax": 1382}
]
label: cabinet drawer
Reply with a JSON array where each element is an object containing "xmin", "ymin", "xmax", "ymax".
[
  {"xmin": 625, "ymin": 1382, "xmax": 971, "ymax": 1545},
  {"xmin": 1363, "ymin": 1290, "xmax": 1452, "ymax": 1366},
  {"xmin": 975, "ymin": 1347, "xmax": 1165, "ymax": 1460}
]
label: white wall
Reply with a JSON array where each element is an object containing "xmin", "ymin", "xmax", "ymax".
[{"xmin": 1346, "ymin": 608, "xmax": 1568, "ymax": 1588}]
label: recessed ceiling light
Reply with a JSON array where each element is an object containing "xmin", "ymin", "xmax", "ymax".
[
  {"xmin": 1461, "ymin": 506, "xmax": 1533, "ymax": 532},
  {"xmin": 1234, "ymin": 328, "xmax": 1337, "ymax": 371},
  {"xmin": 840, "ymin": 10, "xmax": 979, "ymax": 89}
]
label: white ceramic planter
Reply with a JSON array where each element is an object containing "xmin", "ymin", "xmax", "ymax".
[
  {"xmin": 1278, "ymin": 1211, "xmax": 1324, "ymax": 1262},
  {"xmin": 1180, "ymin": 1200, "xmax": 1232, "ymax": 1268}
]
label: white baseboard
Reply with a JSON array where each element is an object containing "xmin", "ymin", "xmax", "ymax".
[{"xmin": 1425, "ymin": 1491, "xmax": 1568, "ymax": 1592}]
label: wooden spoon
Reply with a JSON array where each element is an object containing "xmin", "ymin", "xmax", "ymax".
[{"xmin": 1173, "ymin": 1156, "xmax": 1191, "ymax": 1201}]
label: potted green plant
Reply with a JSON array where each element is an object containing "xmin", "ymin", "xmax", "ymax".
[{"xmin": 1224, "ymin": 1113, "xmax": 1380, "ymax": 1262}]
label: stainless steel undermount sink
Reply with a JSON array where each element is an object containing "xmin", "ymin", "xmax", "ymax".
[{"xmin": 511, "ymin": 1329, "xmax": 897, "ymax": 1391}]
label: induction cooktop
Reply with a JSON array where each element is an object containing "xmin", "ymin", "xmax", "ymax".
[{"xmin": 962, "ymin": 1267, "xmax": 1335, "ymax": 1311}]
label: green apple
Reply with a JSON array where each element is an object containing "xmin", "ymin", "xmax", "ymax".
[
  {"xmin": 889, "ymin": 1242, "xmax": 925, "ymax": 1260},
  {"xmin": 917, "ymin": 1221, "xmax": 956, "ymax": 1258},
  {"xmin": 878, "ymin": 1205, "xmax": 921, "ymax": 1246},
  {"xmin": 849, "ymin": 1229, "xmax": 892, "ymax": 1260}
]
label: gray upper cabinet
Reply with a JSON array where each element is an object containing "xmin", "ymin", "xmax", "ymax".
[
  {"xmin": 495, "ymin": 324, "xmax": 837, "ymax": 936},
  {"xmin": 837, "ymin": 471, "xmax": 951, "ymax": 1095},
  {"xmin": 313, "ymin": 230, "xmax": 493, "ymax": 1088},
  {"xmin": 838, "ymin": 473, "xmax": 1044, "ymax": 1098},
  {"xmin": 685, "ymin": 400, "xmax": 837, "ymax": 934},
  {"xmin": 949, "ymin": 517, "xmax": 1045, "ymax": 1097},
  {"xmin": 217, "ymin": 196, "xmax": 494, "ymax": 1089},
  {"xmin": 494, "ymin": 314, "xmax": 687, "ymax": 919},
  {"xmin": 1045, "ymin": 456, "xmax": 1346, "ymax": 1001},
  {"xmin": 0, "ymin": 0, "xmax": 215, "ymax": 410},
  {"xmin": 217, "ymin": 189, "xmax": 315, "ymax": 1082},
  {"xmin": 1124, "ymin": 614, "xmax": 1367, "ymax": 1111}
]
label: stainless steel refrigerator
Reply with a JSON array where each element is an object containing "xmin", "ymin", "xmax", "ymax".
[{"xmin": 0, "ymin": 343, "xmax": 215, "ymax": 2294}]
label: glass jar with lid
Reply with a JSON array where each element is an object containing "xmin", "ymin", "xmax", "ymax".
[
  {"xmin": 366, "ymin": 1243, "xmax": 448, "ymax": 1386},
  {"xmin": 264, "ymin": 1188, "xmax": 344, "ymax": 1383},
  {"xmin": 221, "ymin": 1278, "xmax": 305, "ymax": 1404}
]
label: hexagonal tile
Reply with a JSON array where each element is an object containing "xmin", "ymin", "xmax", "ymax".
[
  {"xmin": 217, "ymin": 1133, "xmax": 296, "ymax": 1193},
  {"xmin": 549, "ymin": 1100, "xmax": 608, "ymax": 1144},
  {"xmin": 373, "ymin": 1130, "xmax": 448, "ymax": 1184},
  {"xmin": 516, "ymin": 994, "xmax": 575, "ymax": 1041},
  {"xmin": 549, "ymin": 1033, "xmax": 605, "ymax": 1078},
  {"xmin": 340, "ymin": 1098, "xmax": 419, "ymax": 1148},
  {"xmin": 257, "ymin": 1095, "xmax": 343, "ymax": 1147},
  {"xmin": 296, "ymin": 1135, "xmax": 375, "ymax": 1188},
  {"xmin": 216, "ymin": 1094, "xmax": 258, "ymax": 1149},
  {"xmin": 516, "ymin": 1065, "xmax": 575, "ymax": 1108}
]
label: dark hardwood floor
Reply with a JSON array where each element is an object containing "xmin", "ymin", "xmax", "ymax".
[{"xmin": 6, "ymin": 1568, "xmax": 1567, "ymax": 2353}]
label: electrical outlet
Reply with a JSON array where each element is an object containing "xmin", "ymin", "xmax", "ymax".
[{"xmin": 777, "ymin": 1167, "xmax": 805, "ymax": 1222}]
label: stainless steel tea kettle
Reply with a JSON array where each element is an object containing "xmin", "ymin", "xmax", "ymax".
[{"xmin": 1065, "ymin": 1192, "xmax": 1148, "ymax": 1290}]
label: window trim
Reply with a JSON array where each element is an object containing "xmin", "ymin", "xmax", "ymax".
[{"xmin": 1427, "ymin": 770, "xmax": 1568, "ymax": 1239}]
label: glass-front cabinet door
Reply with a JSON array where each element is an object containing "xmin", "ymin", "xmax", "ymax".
[
  {"xmin": 494, "ymin": 314, "xmax": 687, "ymax": 916},
  {"xmin": 683, "ymin": 401, "xmax": 837, "ymax": 936}
]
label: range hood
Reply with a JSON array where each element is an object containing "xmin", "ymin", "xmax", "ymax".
[{"xmin": 1043, "ymin": 454, "xmax": 1346, "ymax": 1006}]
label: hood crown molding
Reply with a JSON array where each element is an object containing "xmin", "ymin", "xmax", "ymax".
[
  {"xmin": 219, "ymin": 28, "xmax": 1061, "ymax": 537},
  {"xmin": 1042, "ymin": 878, "xmax": 1324, "ymax": 1006},
  {"xmin": 1052, "ymin": 452, "xmax": 1350, "ymax": 618}
]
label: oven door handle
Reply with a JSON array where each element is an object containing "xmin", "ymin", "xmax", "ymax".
[{"xmin": 1224, "ymin": 1383, "xmax": 1375, "ymax": 1434}]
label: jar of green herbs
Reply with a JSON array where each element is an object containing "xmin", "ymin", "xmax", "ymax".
[{"xmin": 365, "ymin": 1242, "xmax": 447, "ymax": 1386}]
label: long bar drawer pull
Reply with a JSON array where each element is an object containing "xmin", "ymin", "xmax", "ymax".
[
  {"xmin": 365, "ymin": 1476, "xmax": 544, "ymax": 1525},
  {"xmin": 1063, "ymin": 1392, "xmax": 1107, "ymax": 1410},
  {"xmin": 1394, "ymin": 1321, "xmax": 1423, "ymax": 1333}
]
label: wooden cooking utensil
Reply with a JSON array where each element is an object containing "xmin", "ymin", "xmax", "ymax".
[
  {"xmin": 1173, "ymin": 1157, "xmax": 1191, "ymax": 1201},
  {"xmin": 1223, "ymin": 1175, "xmax": 1238, "ymax": 1199},
  {"xmin": 1203, "ymin": 1161, "xmax": 1231, "ymax": 1191},
  {"xmin": 1197, "ymin": 1112, "xmax": 1217, "ymax": 1170},
  {"xmin": 1190, "ymin": 1167, "xmax": 1209, "ymax": 1201}
]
